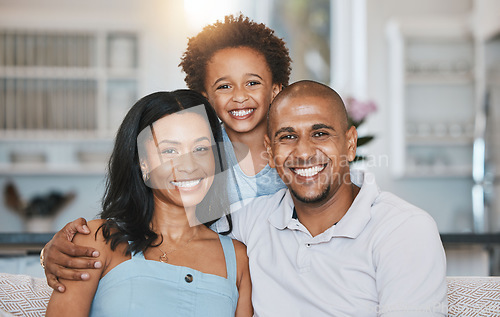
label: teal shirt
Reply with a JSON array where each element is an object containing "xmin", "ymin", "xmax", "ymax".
[{"xmin": 90, "ymin": 234, "xmax": 238, "ymax": 317}]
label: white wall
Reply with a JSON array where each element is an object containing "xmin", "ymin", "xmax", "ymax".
[{"xmin": 362, "ymin": 0, "xmax": 474, "ymax": 232}]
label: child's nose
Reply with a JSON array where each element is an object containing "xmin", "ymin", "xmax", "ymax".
[{"xmin": 232, "ymin": 86, "xmax": 249, "ymax": 103}]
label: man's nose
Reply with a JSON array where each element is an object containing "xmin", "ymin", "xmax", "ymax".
[{"xmin": 293, "ymin": 138, "xmax": 316, "ymax": 161}]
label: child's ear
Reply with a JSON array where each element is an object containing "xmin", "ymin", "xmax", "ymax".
[
  {"xmin": 271, "ymin": 83, "xmax": 282, "ymax": 100},
  {"xmin": 201, "ymin": 91, "xmax": 208, "ymax": 99},
  {"xmin": 264, "ymin": 135, "xmax": 276, "ymax": 168}
]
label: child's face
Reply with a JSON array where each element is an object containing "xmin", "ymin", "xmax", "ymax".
[{"xmin": 203, "ymin": 46, "xmax": 281, "ymax": 135}]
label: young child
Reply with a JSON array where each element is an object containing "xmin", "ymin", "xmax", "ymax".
[
  {"xmin": 41, "ymin": 14, "xmax": 293, "ymax": 293},
  {"xmin": 180, "ymin": 14, "xmax": 292, "ymax": 204}
]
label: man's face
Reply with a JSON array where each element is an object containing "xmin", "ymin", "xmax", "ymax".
[{"xmin": 265, "ymin": 95, "xmax": 357, "ymax": 205}]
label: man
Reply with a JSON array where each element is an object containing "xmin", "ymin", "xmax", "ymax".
[
  {"xmin": 223, "ymin": 80, "xmax": 447, "ymax": 316},
  {"xmin": 42, "ymin": 80, "xmax": 447, "ymax": 316}
]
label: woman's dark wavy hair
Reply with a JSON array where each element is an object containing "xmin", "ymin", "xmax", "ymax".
[
  {"xmin": 179, "ymin": 13, "xmax": 292, "ymax": 93},
  {"xmin": 98, "ymin": 90, "xmax": 232, "ymax": 255}
]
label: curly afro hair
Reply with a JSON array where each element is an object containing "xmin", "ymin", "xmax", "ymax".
[{"xmin": 179, "ymin": 14, "xmax": 292, "ymax": 93}]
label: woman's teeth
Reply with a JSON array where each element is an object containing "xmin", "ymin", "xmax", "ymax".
[
  {"xmin": 293, "ymin": 165, "xmax": 325, "ymax": 177},
  {"xmin": 230, "ymin": 109, "xmax": 254, "ymax": 117},
  {"xmin": 171, "ymin": 179, "xmax": 202, "ymax": 188}
]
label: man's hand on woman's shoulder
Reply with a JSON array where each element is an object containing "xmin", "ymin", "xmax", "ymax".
[{"xmin": 42, "ymin": 217, "xmax": 102, "ymax": 292}]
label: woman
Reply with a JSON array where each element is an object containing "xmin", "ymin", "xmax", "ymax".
[{"xmin": 45, "ymin": 90, "xmax": 252, "ymax": 316}]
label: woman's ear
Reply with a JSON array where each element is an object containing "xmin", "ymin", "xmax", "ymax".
[{"xmin": 264, "ymin": 135, "xmax": 276, "ymax": 168}]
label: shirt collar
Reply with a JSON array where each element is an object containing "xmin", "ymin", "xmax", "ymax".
[{"xmin": 268, "ymin": 170, "xmax": 380, "ymax": 239}]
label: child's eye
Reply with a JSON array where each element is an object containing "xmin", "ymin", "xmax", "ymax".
[
  {"xmin": 216, "ymin": 84, "xmax": 231, "ymax": 90},
  {"xmin": 247, "ymin": 81, "xmax": 261, "ymax": 87}
]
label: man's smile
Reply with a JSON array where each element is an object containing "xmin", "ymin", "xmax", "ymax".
[{"xmin": 290, "ymin": 164, "xmax": 327, "ymax": 177}]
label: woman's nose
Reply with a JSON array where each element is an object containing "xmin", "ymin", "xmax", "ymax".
[{"xmin": 174, "ymin": 152, "xmax": 198, "ymax": 173}]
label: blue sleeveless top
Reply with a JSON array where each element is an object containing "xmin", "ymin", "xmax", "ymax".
[{"xmin": 90, "ymin": 234, "xmax": 239, "ymax": 317}]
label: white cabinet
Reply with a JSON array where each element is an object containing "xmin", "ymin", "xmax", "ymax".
[
  {"xmin": 387, "ymin": 16, "xmax": 475, "ymax": 178},
  {"xmin": 0, "ymin": 29, "xmax": 139, "ymax": 175}
]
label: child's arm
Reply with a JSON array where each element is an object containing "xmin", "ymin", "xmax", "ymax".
[
  {"xmin": 234, "ymin": 240, "xmax": 253, "ymax": 317},
  {"xmin": 45, "ymin": 219, "xmax": 108, "ymax": 317}
]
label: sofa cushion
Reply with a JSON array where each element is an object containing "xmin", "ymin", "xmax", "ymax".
[
  {"xmin": 0, "ymin": 273, "xmax": 52, "ymax": 317},
  {"xmin": 447, "ymin": 276, "xmax": 500, "ymax": 316},
  {"xmin": 0, "ymin": 274, "xmax": 499, "ymax": 316}
]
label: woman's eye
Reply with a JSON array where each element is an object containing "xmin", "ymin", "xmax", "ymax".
[
  {"xmin": 194, "ymin": 146, "xmax": 209, "ymax": 153},
  {"xmin": 161, "ymin": 148, "xmax": 177, "ymax": 155}
]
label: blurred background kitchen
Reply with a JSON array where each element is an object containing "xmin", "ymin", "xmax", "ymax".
[{"xmin": 0, "ymin": 0, "xmax": 499, "ymax": 278}]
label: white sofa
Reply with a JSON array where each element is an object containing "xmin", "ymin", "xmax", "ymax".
[{"xmin": 0, "ymin": 273, "xmax": 499, "ymax": 316}]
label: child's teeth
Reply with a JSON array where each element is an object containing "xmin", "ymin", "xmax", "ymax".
[
  {"xmin": 231, "ymin": 109, "xmax": 254, "ymax": 117},
  {"xmin": 293, "ymin": 165, "xmax": 325, "ymax": 177},
  {"xmin": 171, "ymin": 179, "xmax": 202, "ymax": 188}
]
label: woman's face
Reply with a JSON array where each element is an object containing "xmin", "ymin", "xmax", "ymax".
[{"xmin": 140, "ymin": 111, "xmax": 215, "ymax": 209}]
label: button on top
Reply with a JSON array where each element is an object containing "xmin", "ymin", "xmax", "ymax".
[
  {"xmin": 185, "ymin": 274, "xmax": 193, "ymax": 283},
  {"xmin": 306, "ymin": 243, "xmax": 311, "ymax": 248}
]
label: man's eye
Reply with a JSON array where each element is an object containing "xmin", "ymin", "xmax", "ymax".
[
  {"xmin": 280, "ymin": 135, "xmax": 296, "ymax": 141},
  {"xmin": 313, "ymin": 131, "xmax": 329, "ymax": 138}
]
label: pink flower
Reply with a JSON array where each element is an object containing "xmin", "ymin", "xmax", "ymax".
[{"xmin": 345, "ymin": 97, "xmax": 377, "ymax": 123}]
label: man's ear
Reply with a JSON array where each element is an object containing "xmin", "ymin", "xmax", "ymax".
[
  {"xmin": 346, "ymin": 126, "xmax": 358, "ymax": 162},
  {"xmin": 271, "ymin": 83, "xmax": 282, "ymax": 101},
  {"xmin": 264, "ymin": 135, "xmax": 276, "ymax": 168}
]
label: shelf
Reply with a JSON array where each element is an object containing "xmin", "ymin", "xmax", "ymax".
[
  {"xmin": 403, "ymin": 166, "xmax": 472, "ymax": 178},
  {"xmin": 441, "ymin": 233, "xmax": 500, "ymax": 244},
  {"xmin": 0, "ymin": 130, "xmax": 115, "ymax": 141},
  {"xmin": 0, "ymin": 162, "xmax": 107, "ymax": 175},
  {"xmin": 406, "ymin": 136, "xmax": 473, "ymax": 146},
  {"xmin": 405, "ymin": 73, "xmax": 473, "ymax": 85},
  {"xmin": 0, "ymin": 66, "xmax": 98, "ymax": 79}
]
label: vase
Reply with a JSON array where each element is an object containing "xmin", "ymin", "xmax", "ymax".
[{"xmin": 24, "ymin": 216, "xmax": 54, "ymax": 233}]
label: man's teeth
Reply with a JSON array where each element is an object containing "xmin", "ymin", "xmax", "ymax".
[
  {"xmin": 171, "ymin": 179, "xmax": 202, "ymax": 188},
  {"xmin": 293, "ymin": 165, "xmax": 325, "ymax": 177},
  {"xmin": 230, "ymin": 109, "xmax": 254, "ymax": 117}
]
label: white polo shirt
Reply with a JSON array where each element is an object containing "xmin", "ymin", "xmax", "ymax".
[{"xmin": 220, "ymin": 171, "xmax": 447, "ymax": 316}]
